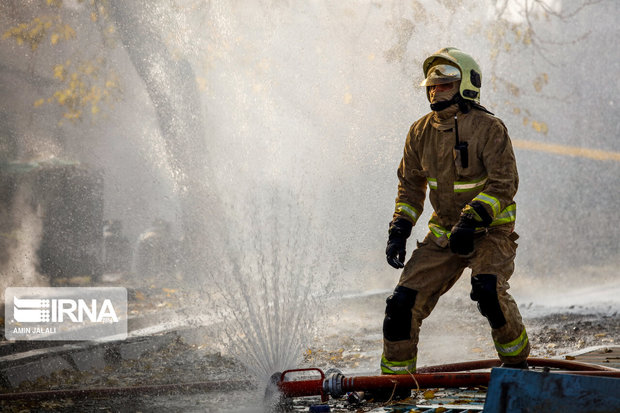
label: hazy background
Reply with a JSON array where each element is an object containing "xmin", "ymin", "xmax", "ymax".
[{"xmin": 1, "ymin": 0, "xmax": 618, "ymax": 307}]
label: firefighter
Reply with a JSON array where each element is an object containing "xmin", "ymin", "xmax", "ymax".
[{"xmin": 382, "ymin": 48, "xmax": 530, "ymax": 382}]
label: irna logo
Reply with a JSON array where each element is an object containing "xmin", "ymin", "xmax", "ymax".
[
  {"xmin": 13, "ymin": 296, "xmax": 119, "ymax": 323},
  {"xmin": 5, "ymin": 287, "xmax": 127, "ymax": 341}
]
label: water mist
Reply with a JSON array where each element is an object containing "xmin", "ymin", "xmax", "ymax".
[
  {"xmin": 1, "ymin": 3, "xmax": 618, "ymax": 410},
  {"xmin": 207, "ymin": 181, "xmax": 338, "ymax": 383}
]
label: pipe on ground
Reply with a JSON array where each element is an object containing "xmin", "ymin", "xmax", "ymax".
[
  {"xmin": 1, "ymin": 359, "xmax": 617, "ymax": 402},
  {"xmin": 277, "ymin": 358, "xmax": 620, "ymax": 400},
  {"xmin": 416, "ymin": 357, "xmax": 618, "ymax": 373}
]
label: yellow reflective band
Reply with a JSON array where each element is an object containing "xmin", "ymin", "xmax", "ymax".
[
  {"xmin": 428, "ymin": 220, "xmax": 450, "ymax": 239},
  {"xmin": 495, "ymin": 328, "xmax": 529, "ymax": 357},
  {"xmin": 427, "ymin": 177, "xmax": 438, "ymax": 190},
  {"xmin": 490, "ymin": 204, "xmax": 516, "ymax": 226},
  {"xmin": 454, "ymin": 176, "xmax": 488, "ymax": 193},
  {"xmin": 381, "ymin": 354, "xmax": 417, "ymax": 374},
  {"xmin": 395, "ymin": 202, "xmax": 420, "ymax": 223},
  {"xmin": 473, "ymin": 192, "xmax": 501, "ymax": 217}
]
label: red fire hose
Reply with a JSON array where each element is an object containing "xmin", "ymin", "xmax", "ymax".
[
  {"xmin": 276, "ymin": 359, "xmax": 620, "ymax": 401},
  {"xmin": 416, "ymin": 357, "xmax": 619, "ymax": 373}
]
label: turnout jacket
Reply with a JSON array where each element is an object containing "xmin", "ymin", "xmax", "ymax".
[{"xmin": 393, "ymin": 105, "xmax": 518, "ymax": 247}]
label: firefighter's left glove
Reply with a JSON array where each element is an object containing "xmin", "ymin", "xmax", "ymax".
[
  {"xmin": 449, "ymin": 201, "xmax": 493, "ymax": 256},
  {"xmin": 386, "ymin": 218, "xmax": 413, "ymax": 269}
]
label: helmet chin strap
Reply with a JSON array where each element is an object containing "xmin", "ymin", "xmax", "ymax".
[{"xmin": 430, "ymin": 93, "xmax": 471, "ymax": 113}]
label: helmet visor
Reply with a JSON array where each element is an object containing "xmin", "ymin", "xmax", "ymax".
[{"xmin": 420, "ymin": 64, "xmax": 461, "ymax": 86}]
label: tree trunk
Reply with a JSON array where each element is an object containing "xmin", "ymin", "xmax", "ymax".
[{"xmin": 107, "ymin": 1, "xmax": 221, "ymax": 282}]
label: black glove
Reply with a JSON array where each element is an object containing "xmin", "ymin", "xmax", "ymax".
[
  {"xmin": 386, "ymin": 218, "xmax": 413, "ymax": 269},
  {"xmin": 449, "ymin": 201, "xmax": 492, "ymax": 256},
  {"xmin": 449, "ymin": 214, "xmax": 477, "ymax": 255}
]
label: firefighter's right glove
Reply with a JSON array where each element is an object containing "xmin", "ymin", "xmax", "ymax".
[{"xmin": 386, "ymin": 218, "xmax": 413, "ymax": 269}]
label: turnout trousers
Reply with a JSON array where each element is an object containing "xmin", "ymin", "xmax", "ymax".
[{"xmin": 381, "ymin": 225, "xmax": 530, "ymax": 373}]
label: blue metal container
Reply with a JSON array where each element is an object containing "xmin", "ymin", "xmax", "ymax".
[{"xmin": 483, "ymin": 368, "xmax": 620, "ymax": 412}]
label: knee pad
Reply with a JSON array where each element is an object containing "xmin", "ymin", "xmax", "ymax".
[
  {"xmin": 470, "ymin": 274, "xmax": 507, "ymax": 329},
  {"xmin": 383, "ymin": 285, "xmax": 417, "ymax": 342}
]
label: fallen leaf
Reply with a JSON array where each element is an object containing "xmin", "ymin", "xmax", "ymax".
[{"xmin": 423, "ymin": 389, "xmax": 436, "ymax": 399}]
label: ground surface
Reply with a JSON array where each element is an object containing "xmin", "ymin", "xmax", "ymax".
[{"xmin": 1, "ymin": 273, "xmax": 618, "ymax": 412}]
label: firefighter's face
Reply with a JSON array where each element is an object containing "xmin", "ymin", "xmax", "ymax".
[{"xmin": 428, "ymin": 82, "xmax": 457, "ymax": 103}]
